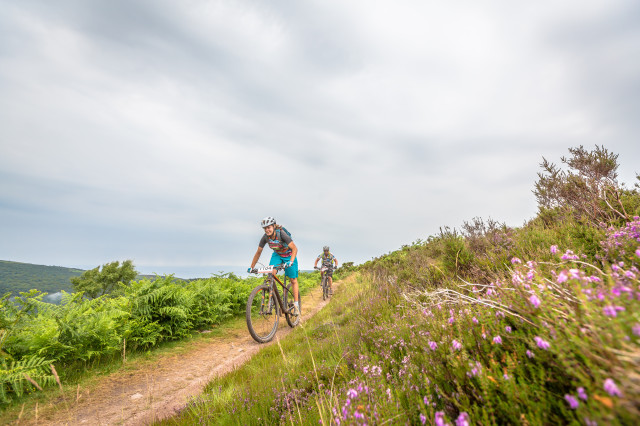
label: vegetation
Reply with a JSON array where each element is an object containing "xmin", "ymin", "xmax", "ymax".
[
  {"xmin": 70, "ymin": 260, "xmax": 137, "ymax": 298},
  {"xmin": 162, "ymin": 146, "xmax": 640, "ymax": 425},
  {"xmin": 0, "ymin": 271, "xmax": 318, "ymax": 405},
  {"xmin": 0, "ymin": 261, "xmax": 82, "ymax": 296}
]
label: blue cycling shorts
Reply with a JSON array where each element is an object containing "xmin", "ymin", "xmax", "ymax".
[{"xmin": 269, "ymin": 252, "xmax": 299, "ymax": 279}]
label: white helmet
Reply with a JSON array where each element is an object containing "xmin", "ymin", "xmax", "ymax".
[
  {"xmin": 261, "ymin": 216, "xmax": 276, "ymax": 228},
  {"xmin": 323, "ymin": 246, "xmax": 330, "ymax": 251}
]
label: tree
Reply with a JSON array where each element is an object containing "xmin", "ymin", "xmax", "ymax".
[
  {"xmin": 71, "ymin": 260, "xmax": 137, "ymax": 299},
  {"xmin": 533, "ymin": 145, "xmax": 632, "ymax": 225}
]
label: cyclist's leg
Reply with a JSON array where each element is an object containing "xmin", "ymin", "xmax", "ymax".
[{"xmin": 284, "ymin": 256, "xmax": 299, "ymax": 303}]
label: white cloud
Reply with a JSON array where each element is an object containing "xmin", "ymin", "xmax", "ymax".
[{"xmin": 1, "ymin": 0, "xmax": 639, "ymax": 276}]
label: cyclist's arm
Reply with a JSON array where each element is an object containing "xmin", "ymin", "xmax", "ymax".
[
  {"xmin": 334, "ymin": 258, "xmax": 338, "ymax": 268},
  {"xmin": 288, "ymin": 241, "xmax": 298, "ymax": 262},
  {"xmin": 314, "ymin": 258, "xmax": 319, "ymax": 268},
  {"xmin": 250, "ymin": 246, "xmax": 264, "ymax": 269}
]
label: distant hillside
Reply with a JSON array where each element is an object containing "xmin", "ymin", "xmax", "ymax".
[{"xmin": 0, "ymin": 260, "xmax": 84, "ymax": 296}]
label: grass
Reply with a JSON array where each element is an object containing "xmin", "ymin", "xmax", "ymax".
[{"xmin": 159, "ymin": 217, "xmax": 640, "ymax": 425}]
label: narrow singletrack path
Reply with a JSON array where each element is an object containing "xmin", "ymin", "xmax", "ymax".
[{"xmin": 19, "ymin": 282, "xmax": 336, "ymax": 426}]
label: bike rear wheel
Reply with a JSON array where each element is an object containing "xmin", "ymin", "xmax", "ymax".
[
  {"xmin": 246, "ymin": 283, "xmax": 278, "ymax": 343},
  {"xmin": 284, "ymin": 283, "xmax": 300, "ymax": 328}
]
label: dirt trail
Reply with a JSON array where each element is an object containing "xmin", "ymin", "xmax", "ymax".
[{"xmin": 21, "ymin": 282, "xmax": 335, "ymax": 426}]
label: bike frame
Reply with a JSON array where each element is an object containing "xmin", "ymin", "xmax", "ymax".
[{"xmin": 256, "ymin": 266, "xmax": 292, "ymax": 315}]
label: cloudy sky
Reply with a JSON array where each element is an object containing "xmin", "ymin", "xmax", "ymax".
[{"xmin": 1, "ymin": 0, "xmax": 639, "ymax": 277}]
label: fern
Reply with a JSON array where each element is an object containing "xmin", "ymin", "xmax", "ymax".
[{"xmin": 0, "ymin": 356, "xmax": 55, "ymax": 403}]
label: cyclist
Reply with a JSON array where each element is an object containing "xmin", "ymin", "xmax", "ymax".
[
  {"xmin": 314, "ymin": 246, "xmax": 338, "ymax": 295},
  {"xmin": 248, "ymin": 217, "xmax": 300, "ymax": 315}
]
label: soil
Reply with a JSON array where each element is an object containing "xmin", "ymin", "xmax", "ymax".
[{"xmin": 15, "ymin": 282, "xmax": 335, "ymax": 425}]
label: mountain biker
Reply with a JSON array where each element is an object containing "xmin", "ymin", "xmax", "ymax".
[
  {"xmin": 248, "ymin": 217, "xmax": 300, "ymax": 315},
  {"xmin": 314, "ymin": 246, "xmax": 338, "ymax": 295}
]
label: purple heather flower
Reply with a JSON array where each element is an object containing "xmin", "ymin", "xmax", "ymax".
[
  {"xmin": 420, "ymin": 413, "xmax": 426, "ymax": 425},
  {"xmin": 551, "ymin": 245, "xmax": 558, "ymax": 254},
  {"xmin": 449, "ymin": 316, "xmax": 455, "ymax": 324},
  {"xmin": 577, "ymin": 387, "xmax": 588, "ymax": 401},
  {"xmin": 534, "ymin": 336, "xmax": 550, "ymax": 350},
  {"xmin": 636, "ymin": 248, "xmax": 640, "ymax": 258},
  {"xmin": 493, "ymin": 336, "xmax": 502, "ymax": 344},
  {"xmin": 452, "ymin": 340, "xmax": 462, "ymax": 351},
  {"xmin": 557, "ymin": 271, "xmax": 568, "ymax": 283},
  {"xmin": 428, "ymin": 341, "xmax": 438, "ymax": 351},
  {"xmin": 526, "ymin": 350, "xmax": 534, "ymax": 358},
  {"xmin": 604, "ymin": 378, "xmax": 622, "ymax": 397},
  {"xmin": 632, "ymin": 323, "xmax": 640, "ymax": 337},
  {"xmin": 505, "ymin": 326, "xmax": 512, "ymax": 333},
  {"xmin": 529, "ymin": 294, "xmax": 541, "ymax": 308},
  {"xmin": 503, "ymin": 373, "xmax": 510, "ymax": 380},
  {"xmin": 565, "ymin": 394, "xmax": 579, "ymax": 409},
  {"xmin": 603, "ymin": 305, "xmax": 625, "ymax": 317},
  {"xmin": 472, "ymin": 316, "xmax": 479, "ymax": 324},
  {"xmin": 455, "ymin": 412, "xmax": 470, "ymax": 426},
  {"xmin": 347, "ymin": 388, "xmax": 358, "ymax": 399},
  {"xmin": 435, "ymin": 411, "xmax": 446, "ymax": 426},
  {"xmin": 511, "ymin": 257, "xmax": 522, "ymax": 264}
]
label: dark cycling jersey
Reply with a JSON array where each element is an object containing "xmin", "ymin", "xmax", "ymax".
[{"xmin": 259, "ymin": 228, "xmax": 293, "ymax": 257}]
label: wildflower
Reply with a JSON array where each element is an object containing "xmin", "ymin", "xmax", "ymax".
[
  {"xmin": 428, "ymin": 341, "xmax": 438, "ymax": 351},
  {"xmin": 551, "ymin": 245, "xmax": 558, "ymax": 254},
  {"xmin": 472, "ymin": 316, "xmax": 479, "ymax": 324},
  {"xmin": 557, "ymin": 271, "xmax": 568, "ymax": 283},
  {"xmin": 526, "ymin": 350, "xmax": 534, "ymax": 358},
  {"xmin": 503, "ymin": 373, "xmax": 510, "ymax": 380},
  {"xmin": 603, "ymin": 305, "xmax": 625, "ymax": 317},
  {"xmin": 511, "ymin": 257, "xmax": 522, "ymax": 264},
  {"xmin": 505, "ymin": 326, "xmax": 512, "ymax": 333},
  {"xmin": 455, "ymin": 412, "xmax": 470, "ymax": 426},
  {"xmin": 435, "ymin": 411, "xmax": 447, "ymax": 426},
  {"xmin": 452, "ymin": 340, "xmax": 462, "ymax": 351},
  {"xmin": 636, "ymin": 248, "xmax": 640, "ymax": 258},
  {"xmin": 534, "ymin": 336, "xmax": 550, "ymax": 350},
  {"xmin": 448, "ymin": 316, "xmax": 455, "ymax": 324},
  {"xmin": 577, "ymin": 387, "xmax": 588, "ymax": 401},
  {"xmin": 420, "ymin": 413, "xmax": 426, "ymax": 425},
  {"xmin": 604, "ymin": 378, "xmax": 622, "ymax": 397},
  {"xmin": 565, "ymin": 394, "xmax": 579, "ymax": 409},
  {"xmin": 529, "ymin": 294, "xmax": 541, "ymax": 308},
  {"xmin": 347, "ymin": 389, "xmax": 358, "ymax": 399},
  {"xmin": 493, "ymin": 336, "xmax": 502, "ymax": 344},
  {"xmin": 632, "ymin": 323, "xmax": 640, "ymax": 337}
]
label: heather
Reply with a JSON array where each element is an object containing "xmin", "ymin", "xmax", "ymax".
[{"xmin": 164, "ymin": 146, "xmax": 640, "ymax": 425}]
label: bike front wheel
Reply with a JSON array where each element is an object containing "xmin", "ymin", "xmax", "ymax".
[
  {"xmin": 246, "ymin": 283, "xmax": 278, "ymax": 343},
  {"xmin": 284, "ymin": 283, "xmax": 300, "ymax": 328},
  {"xmin": 322, "ymin": 276, "xmax": 328, "ymax": 301}
]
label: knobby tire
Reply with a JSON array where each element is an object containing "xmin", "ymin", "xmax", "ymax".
[
  {"xmin": 246, "ymin": 283, "xmax": 278, "ymax": 343},
  {"xmin": 284, "ymin": 282, "xmax": 300, "ymax": 328}
]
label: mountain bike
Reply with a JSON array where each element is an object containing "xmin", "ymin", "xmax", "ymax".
[
  {"xmin": 246, "ymin": 264, "xmax": 301, "ymax": 343},
  {"xmin": 314, "ymin": 265, "xmax": 333, "ymax": 301}
]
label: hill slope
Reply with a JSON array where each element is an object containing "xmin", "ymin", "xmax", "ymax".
[{"xmin": 0, "ymin": 260, "xmax": 83, "ymax": 296}]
